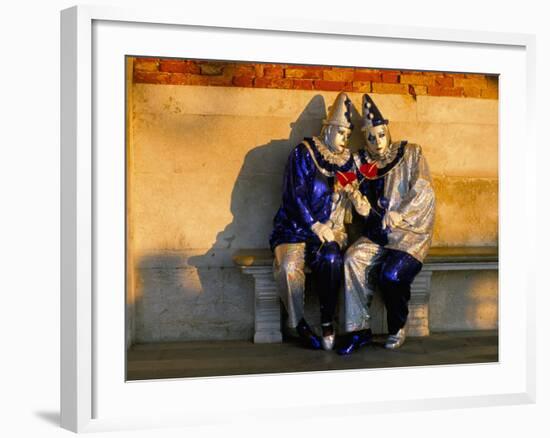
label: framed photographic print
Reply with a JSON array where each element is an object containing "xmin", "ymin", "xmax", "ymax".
[{"xmin": 61, "ymin": 5, "xmax": 536, "ymax": 433}]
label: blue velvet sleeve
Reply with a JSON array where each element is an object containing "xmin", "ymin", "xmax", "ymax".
[{"xmin": 281, "ymin": 145, "xmax": 316, "ymax": 228}]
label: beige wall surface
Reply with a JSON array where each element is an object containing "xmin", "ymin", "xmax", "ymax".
[{"xmin": 128, "ymin": 83, "xmax": 498, "ymax": 343}]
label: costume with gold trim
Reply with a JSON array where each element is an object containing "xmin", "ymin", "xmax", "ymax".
[{"xmin": 269, "ymin": 93, "xmax": 355, "ymax": 346}]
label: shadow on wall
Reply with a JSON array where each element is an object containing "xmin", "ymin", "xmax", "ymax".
[
  {"xmin": 184, "ymin": 96, "xmax": 328, "ymax": 337},
  {"xmin": 130, "ymin": 95, "xmax": 359, "ymax": 343},
  {"xmin": 181, "ymin": 95, "xmax": 363, "ymax": 339},
  {"xmin": 189, "ymin": 94, "xmax": 363, "ymax": 254}
]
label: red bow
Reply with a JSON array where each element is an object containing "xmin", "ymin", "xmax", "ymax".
[
  {"xmin": 360, "ymin": 162, "xmax": 378, "ymax": 179},
  {"xmin": 336, "ymin": 171, "xmax": 357, "ymax": 187}
]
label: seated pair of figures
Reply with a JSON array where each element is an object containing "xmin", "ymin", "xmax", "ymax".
[{"xmin": 269, "ymin": 92, "xmax": 436, "ymax": 354}]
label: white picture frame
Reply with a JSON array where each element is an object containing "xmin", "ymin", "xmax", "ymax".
[{"xmin": 60, "ymin": 5, "xmax": 536, "ymax": 433}]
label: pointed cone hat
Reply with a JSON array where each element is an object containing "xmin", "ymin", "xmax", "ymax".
[
  {"xmin": 323, "ymin": 92, "xmax": 353, "ymax": 129},
  {"xmin": 361, "ymin": 93, "xmax": 388, "ymax": 130}
]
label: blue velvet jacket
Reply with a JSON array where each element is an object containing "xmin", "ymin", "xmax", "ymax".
[{"xmin": 269, "ymin": 138, "xmax": 355, "ymax": 251}]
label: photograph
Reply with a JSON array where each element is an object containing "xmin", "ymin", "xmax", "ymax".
[
  {"xmin": 124, "ymin": 57, "xmax": 499, "ymax": 380},
  {"xmin": 2, "ymin": 0, "xmax": 546, "ymax": 435}
]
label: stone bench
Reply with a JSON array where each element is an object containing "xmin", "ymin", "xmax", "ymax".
[{"xmin": 233, "ymin": 246, "xmax": 498, "ymax": 343}]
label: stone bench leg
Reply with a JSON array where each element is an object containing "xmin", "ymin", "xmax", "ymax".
[
  {"xmin": 407, "ymin": 270, "xmax": 433, "ymax": 337},
  {"xmin": 241, "ymin": 266, "xmax": 433, "ymax": 342},
  {"xmin": 241, "ymin": 266, "xmax": 282, "ymax": 343}
]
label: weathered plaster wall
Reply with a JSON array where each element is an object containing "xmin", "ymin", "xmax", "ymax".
[{"xmin": 128, "ymin": 83, "xmax": 498, "ymax": 343}]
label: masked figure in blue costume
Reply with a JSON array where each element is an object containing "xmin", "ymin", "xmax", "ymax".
[
  {"xmin": 270, "ymin": 92, "xmax": 356, "ymax": 351},
  {"xmin": 338, "ymin": 93, "xmax": 436, "ymax": 354}
]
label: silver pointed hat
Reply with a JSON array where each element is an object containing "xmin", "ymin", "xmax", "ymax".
[{"xmin": 323, "ymin": 92, "xmax": 353, "ymax": 129}]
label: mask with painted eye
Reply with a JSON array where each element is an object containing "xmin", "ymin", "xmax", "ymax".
[
  {"xmin": 361, "ymin": 93, "xmax": 392, "ymax": 159},
  {"xmin": 365, "ymin": 124, "xmax": 391, "ymax": 158}
]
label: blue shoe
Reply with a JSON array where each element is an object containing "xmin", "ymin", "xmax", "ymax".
[
  {"xmin": 296, "ymin": 319, "xmax": 322, "ymax": 350},
  {"xmin": 337, "ymin": 330, "xmax": 372, "ymax": 355}
]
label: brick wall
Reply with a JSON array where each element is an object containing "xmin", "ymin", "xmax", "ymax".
[{"xmin": 132, "ymin": 57, "xmax": 498, "ymax": 99}]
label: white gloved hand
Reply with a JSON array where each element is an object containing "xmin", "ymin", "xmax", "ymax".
[
  {"xmin": 382, "ymin": 210, "xmax": 403, "ymax": 231},
  {"xmin": 342, "ymin": 180, "xmax": 358, "ymax": 194},
  {"xmin": 311, "ymin": 221, "xmax": 335, "ymax": 243},
  {"xmin": 344, "ymin": 181, "xmax": 371, "ymax": 216}
]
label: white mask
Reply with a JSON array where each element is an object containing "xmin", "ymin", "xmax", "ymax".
[
  {"xmin": 323, "ymin": 124, "xmax": 352, "ymax": 153},
  {"xmin": 364, "ymin": 124, "xmax": 391, "ymax": 159}
]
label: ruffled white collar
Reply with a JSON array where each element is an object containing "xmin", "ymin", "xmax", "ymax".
[
  {"xmin": 364, "ymin": 141, "xmax": 401, "ymax": 168},
  {"xmin": 312, "ymin": 136, "xmax": 351, "ymax": 167}
]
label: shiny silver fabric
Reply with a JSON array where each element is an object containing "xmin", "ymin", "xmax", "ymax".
[
  {"xmin": 321, "ymin": 333, "xmax": 335, "ymax": 350},
  {"xmin": 385, "ymin": 328, "xmax": 406, "ymax": 349},
  {"xmin": 382, "ymin": 144, "xmax": 436, "ymax": 262},
  {"xmin": 343, "ymin": 237, "xmax": 385, "ymax": 332},
  {"xmin": 273, "ymin": 182, "xmax": 351, "ymax": 328},
  {"xmin": 347, "ymin": 183, "xmax": 371, "ymax": 216},
  {"xmin": 273, "ymin": 243, "xmax": 307, "ymax": 328},
  {"xmin": 342, "ymin": 143, "xmax": 435, "ymax": 333},
  {"xmin": 327, "ymin": 188, "xmax": 351, "ymax": 248}
]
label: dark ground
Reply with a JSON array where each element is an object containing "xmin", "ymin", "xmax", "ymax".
[{"xmin": 126, "ymin": 330, "xmax": 498, "ymax": 380}]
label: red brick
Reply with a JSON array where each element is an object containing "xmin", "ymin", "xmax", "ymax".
[
  {"xmin": 203, "ymin": 75, "xmax": 234, "ymax": 86},
  {"xmin": 481, "ymin": 88, "xmax": 499, "ymax": 99},
  {"xmin": 285, "ymin": 68, "xmax": 323, "ymax": 79},
  {"xmin": 159, "ymin": 60, "xmax": 200, "ymax": 74},
  {"xmin": 323, "ymin": 70, "xmax": 354, "ymax": 82},
  {"xmin": 465, "ymin": 73, "xmax": 485, "ymax": 79},
  {"xmin": 292, "ymin": 79, "xmax": 314, "ymax": 90},
  {"xmin": 410, "ymin": 84, "xmax": 428, "ymax": 96},
  {"xmin": 372, "ymin": 82, "xmax": 408, "ymax": 94},
  {"xmin": 400, "ymin": 74, "xmax": 435, "ymax": 86},
  {"xmin": 486, "ymin": 76, "xmax": 499, "ymax": 91},
  {"xmin": 353, "ymin": 70, "xmax": 381, "ymax": 82},
  {"xmin": 172, "ymin": 74, "xmax": 233, "ymax": 86},
  {"xmin": 463, "ymin": 87, "xmax": 481, "ymax": 98},
  {"xmin": 168, "ymin": 73, "xmax": 191, "ymax": 85},
  {"xmin": 134, "ymin": 58, "xmax": 159, "ymax": 72},
  {"xmin": 444, "ymin": 72, "xmax": 465, "ymax": 78},
  {"xmin": 381, "ymin": 71, "xmax": 400, "ymax": 83},
  {"xmin": 352, "ymin": 81, "xmax": 371, "ymax": 92},
  {"xmin": 176, "ymin": 74, "xmax": 207, "ymax": 86},
  {"xmin": 254, "ymin": 77, "xmax": 293, "ymax": 89},
  {"xmin": 434, "ymin": 75, "xmax": 453, "ymax": 87},
  {"xmin": 264, "ymin": 66, "xmax": 284, "ymax": 78},
  {"xmin": 233, "ymin": 65, "xmax": 256, "ymax": 77},
  {"xmin": 233, "ymin": 76, "xmax": 254, "ymax": 87},
  {"xmin": 254, "ymin": 65, "xmax": 265, "ymax": 77},
  {"xmin": 291, "ymin": 64, "xmax": 323, "ymax": 70},
  {"xmin": 134, "ymin": 57, "xmax": 156, "ymax": 62},
  {"xmin": 133, "ymin": 71, "xmax": 171, "ymax": 84},
  {"xmin": 313, "ymin": 80, "xmax": 351, "ymax": 91},
  {"xmin": 200, "ymin": 63, "xmax": 227, "ymax": 76},
  {"xmin": 454, "ymin": 77, "xmax": 487, "ymax": 89},
  {"xmin": 427, "ymin": 85, "xmax": 463, "ymax": 97}
]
